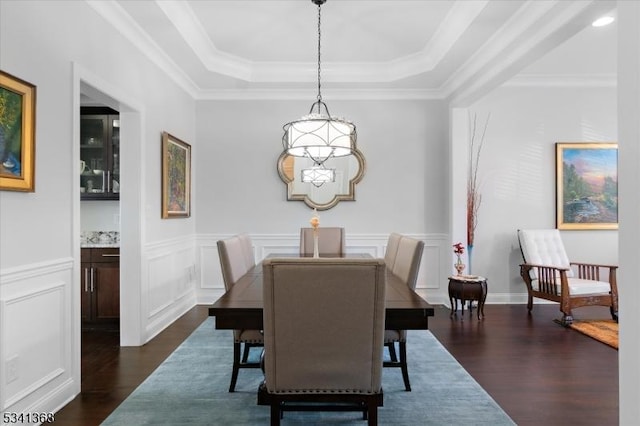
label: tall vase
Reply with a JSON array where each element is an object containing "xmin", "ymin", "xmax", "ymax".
[
  {"xmin": 467, "ymin": 244, "xmax": 473, "ymax": 274},
  {"xmin": 313, "ymin": 231, "xmax": 319, "ymax": 258}
]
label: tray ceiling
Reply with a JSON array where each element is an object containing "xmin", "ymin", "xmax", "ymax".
[{"xmin": 89, "ymin": 0, "xmax": 616, "ymax": 102}]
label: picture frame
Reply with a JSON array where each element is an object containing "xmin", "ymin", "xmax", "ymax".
[
  {"xmin": 0, "ymin": 70, "xmax": 36, "ymax": 192},
  {"xmin": 161, "ymin": 131, "xmax": 191, "ymax": 218},
  {"xmin": 556, "ymin": 142, "xmax": 618, "ymax": 230}
]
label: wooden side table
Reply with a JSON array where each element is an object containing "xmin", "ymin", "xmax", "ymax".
[{"xmin": 448, "ymin": 276, "xmax": 488, "ymax": 320}]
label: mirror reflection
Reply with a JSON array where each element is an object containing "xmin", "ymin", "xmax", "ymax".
[{"xmin": 277, "ymin": 149, "xmax": 365, "ymax": 210}]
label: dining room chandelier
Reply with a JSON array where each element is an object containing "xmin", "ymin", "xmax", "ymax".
[{"xmin": 282, "ymin": 0, "xmax": 356, "ymax": 166}]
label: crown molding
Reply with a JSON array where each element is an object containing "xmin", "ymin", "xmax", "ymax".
[
  {"xmin": 86, "ymin": 0, "xmax": 200, "ymax": 98},
  {"xmin": 194, "ymin": 87, "xmax": 445, "ymax": 101},
  {"xmin": 155, "ymin": 0, "xmax": 489, "ymax": 83},
  {"xmin": 504, "ymin": 73, "xmax": 616, "ymax": 87},
  {"xmin": 88, "ymin": 0, "xmax": 614, "ymax": 102},
  {"xmin": 445, "ymin": 0, "xmax": 615, "ymax": 106}
]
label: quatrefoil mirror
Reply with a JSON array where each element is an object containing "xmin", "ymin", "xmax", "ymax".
[{"xmin": 277, "ymin": 149, "xmax": 366, "ymax": 211}]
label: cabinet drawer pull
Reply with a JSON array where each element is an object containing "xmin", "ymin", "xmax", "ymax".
[
  {"xmin": 101, "ymin": 254, "xmax": 120, "ymax": 257},
  {"xmin": 84, "ymin": 268, "xmax": 89, "ymax": 292},
  {"xmin": 90, "ymin": 267, "xmax": 95, "ymax": 292}
]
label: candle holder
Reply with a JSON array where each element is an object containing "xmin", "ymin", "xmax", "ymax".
[{"xmin": 313, "ymin": 228, "xmax": 319, "ymax": 258}]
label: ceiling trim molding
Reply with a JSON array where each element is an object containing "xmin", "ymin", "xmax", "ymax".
[
  {"xmin": 194, "ymin": 88, "xmax": 445, "ymax": 101},
  {"xmin": 86, "ymin": 0, "xmax": 200, "ymax": 98},
  {"xmin": 445, "ymin": 0, "xmax": 615, "ymax": 106},
  {"xmin": 156, "ymin": 0, "xmax": 489, "ymax": 83},
  {"xmin": 504, "ymin": 73, "xmax": 616, "ymax": 87},
  {"xmin": 155, "ymin": 0, "xmax": 253, "ymax": 79},
  {"xmin": 440, "ymin": 0, "xmax": 563, "ymax": 100}
]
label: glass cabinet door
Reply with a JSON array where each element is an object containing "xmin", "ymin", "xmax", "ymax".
[
  {"xmin": 111, "ymin": 117, "xmax": 120, "ymax": 194},
  {"xmin": 80, "ymin": 108, "xmax": 119, "ymax": 200}
]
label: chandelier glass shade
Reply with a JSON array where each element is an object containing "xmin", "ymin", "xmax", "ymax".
[
  {"xmin": 282, "ymin": 0, "xmax": 356, "ymax": 165},
  {"xmin": 283, "ymin": 101, "xmax": 356, "ymax": 165}
]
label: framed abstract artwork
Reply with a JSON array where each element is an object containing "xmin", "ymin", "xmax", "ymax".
[
  {"xmin": 556, "ymin": 142, "xmax": 618, "ymax": 230},
  {"xmin": 0, "ymin": 70, "xmax": 36, "ymax": 192},
  {"xmin": 161, "ymin": 131, "xmax": 191, "ymax": 218}
]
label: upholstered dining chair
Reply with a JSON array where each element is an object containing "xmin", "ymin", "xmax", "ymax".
[
  {"xmin": 259, "ymin": 258, "xmax": 386, "ymax": 425},
  {"xmin": 299, "ymin": 227, "xmax": 345, "ymax": 256},
  {"xmin": 383, "ymin": 234, "xmax": 424, "ymax": 391},
  {"xmin": 384, "ymin": 232, "xmax": 402, "ymax": 268},
  {"xmin": 217, "ymin": 234, "xmax": 263, "ymax": 392},
  {"xmin": 518, "ymin": 229, "xmax": 618, "ymax": 326}
]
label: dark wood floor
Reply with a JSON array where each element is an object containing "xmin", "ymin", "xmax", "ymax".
[{"xmin": 54, "ymin": 304, "xmax": 618, "ymax": 425}]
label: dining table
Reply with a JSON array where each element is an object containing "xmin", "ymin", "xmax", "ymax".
[{"xmin": 208, "ymin": 253, "xmax": 435, "ymax": 330}]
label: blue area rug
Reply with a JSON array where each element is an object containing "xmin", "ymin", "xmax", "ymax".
[{"xmin": 102, "ymin": 318, "xmax": 514, "ymax": 425}]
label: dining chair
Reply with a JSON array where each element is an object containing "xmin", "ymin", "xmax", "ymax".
[
  {"xmin": 384, "ymin": 232, "xmax": 403, "ymax": 268},
  {"xmin": 299, "ymin": 227, "xmax": 345, "ymax": 256},
  {"xmin": 383, "ymin": 234, "xmax": 424, "ymax": 391},
  {"xmin": 259, "ymin": 257, "xmax": 386, "ymax": 425},
  {"xmin": 217, "ymin": 234, "xmax": 263, "ymax": 392}
]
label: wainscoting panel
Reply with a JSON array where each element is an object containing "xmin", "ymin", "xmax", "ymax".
[
  {"xmin": 196, "ymin": 233, "xmax": 450, "ymax": 305},
  {"xmin": 143, "ymin": 236, "xmax": 197, "ymax": 342},
  {"xmin": 0, "ymin": 258, "xmax": 75, "ymax": 415}
]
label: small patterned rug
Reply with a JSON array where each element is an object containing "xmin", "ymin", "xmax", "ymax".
[{"xmin": 568, "ymin": 320, "xmax": 618, "ymax": 349}]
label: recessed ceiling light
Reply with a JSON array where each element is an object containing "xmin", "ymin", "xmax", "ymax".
[{"xmin": 592, "ymin": 16, "xmax": 614, "ymax": 27}]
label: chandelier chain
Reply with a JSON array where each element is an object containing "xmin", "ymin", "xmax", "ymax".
[{"xmin": 316, "ymin": 2, "xmax": 322, "ymax": 106}]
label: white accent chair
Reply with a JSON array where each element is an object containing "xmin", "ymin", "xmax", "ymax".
[
  {"xmin": 259, "ymin": 257, "xmax": 386, "ymax": 425},
  {"xmin": 518, "ymin": 229, "xmax": 618, "ymax": 326},
  {"xmin": 217, "ymin": 234, "xmax": 263, "ymax": 392},
  {"xmin": 299, "ymin": 227, "xmax": 345, "ymax": 256},
  {"xmin": 383, "ymin": 233, "xmax": 424, "ymax": 391}
]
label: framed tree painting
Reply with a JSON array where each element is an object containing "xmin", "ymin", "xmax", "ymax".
[
  {"xmin": 556, "ymin": 142, "xmax": 618, "ymax": 230},
  {"xmin": 161, "ymin": 131, "xmax": 191, "ymax": 218},
  {"xmin": 0, "ymin": 70, "xmax": 36, "ymax": 192}
]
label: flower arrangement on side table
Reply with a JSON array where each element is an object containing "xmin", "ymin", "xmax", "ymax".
[{"xmin": 453, "ymin": 242, "xmax": 465, "ymax": 275}]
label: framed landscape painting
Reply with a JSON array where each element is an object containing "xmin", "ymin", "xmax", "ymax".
[
  {"xmin": 161, "ymin": 131, "xmax": 191, "ymax": 218},
  {"xmin": 0, "ymin": 70, "xmax": 36, "ymax": 192},
  {"xmin": 556, "ymin": 142, "xmax": 618, "ymax": 230}
]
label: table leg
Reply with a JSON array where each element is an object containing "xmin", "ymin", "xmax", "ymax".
[{"xmin": 477, "ymin": 282, "xmax": 488, "ymax": 320}]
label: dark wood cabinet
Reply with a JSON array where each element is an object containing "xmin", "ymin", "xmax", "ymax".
[
  {"xmin": 81, "ymin": 247, "xmax": 120, "ymax": 326},
  {"xmin": 80, "ymin": 107, "xmax": 120, "ymax": 200}
]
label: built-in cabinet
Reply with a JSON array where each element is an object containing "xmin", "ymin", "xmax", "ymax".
[
  {"xmin": 80, "ymin": 107, "xmax": 120, "ymax": 200},
  {"xmin": 81, "ymin": 247, "xmax": 120, "ymax": 325}
]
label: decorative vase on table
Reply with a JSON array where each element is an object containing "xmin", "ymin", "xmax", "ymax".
[{"xmin": 454, "ymin": 256, "xmax": 465, "ymax": 276}]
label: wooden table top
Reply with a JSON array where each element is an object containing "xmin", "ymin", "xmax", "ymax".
[{"xmin": 208, "ymin": 254, "xmax": 434, "ymax": 330}]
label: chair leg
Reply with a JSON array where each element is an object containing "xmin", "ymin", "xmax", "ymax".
[
  {"xmin": 367, "ymin": 404, "xmax": 378, "ymax": 426},
  {"xmin": 229, "ymin": 342, "xmax": 241, "ymax": 392},
  {"xmin": 386, "ymin": 342, "xmax": 398, "ymax": 362},
  {"xmin": 399, "ymin": 341, "xmax": 411, "ymax": 391},
  {"xmin": 559, "ymin": 314, "xmax": 574, "ymax": 327},
  {"xmin": 270, "ymin": 403, "xmax": 281, "ymax": 426},
  {"xmin": 241, "ymin": 342, "xmax": 251, "ymax": 363},
  {"xmin": 527, "ymin": 294, "xmax": 533, "ymax": 312}
]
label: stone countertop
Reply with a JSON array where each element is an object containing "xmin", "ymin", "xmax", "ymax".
[
  {"xmin": 81, "ymin": 231, "xmax": 120, "ymax": 248},
  {"xmin": 81, "ymin": 243, "xmax": 120, "ymax": 248}
]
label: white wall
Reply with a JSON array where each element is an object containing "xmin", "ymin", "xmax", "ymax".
[
  {"xmin": 195, "ymin": 99, "xmax": 449, "ymax": 234},
  {"xmin": 81, "ymin": 201, "xmax": 119, "ymax": 232},
  {"xmin": 617, "ymin": 0, "xmax": 640, "ymax": 420},
  {"xmin": 194, "ymin": 99, "xmax": 452, "ymax": 303},
  {"xmin": 0, "ymin": 0, "xmax": 196, "ymax": 416},
  {"xmin": 466, "ymin": 85, "xmax": 618, "ymax": 301}
]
